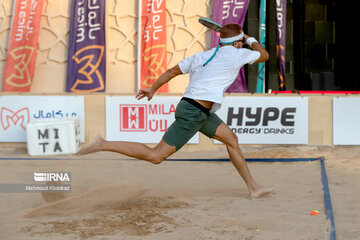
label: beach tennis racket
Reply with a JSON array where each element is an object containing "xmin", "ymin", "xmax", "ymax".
[{"xmin": 198, "ymin": 17, "xmax": 223, "ymax": 32}]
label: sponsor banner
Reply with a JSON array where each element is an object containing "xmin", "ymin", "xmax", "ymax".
[
  {"xmin": 66, "ymin": 0, "xmax": 106, "ymax": 92},
  {"xmin": 215, "ymin": 97, "xmax": 308, "ymax": 144},
  {"xmin": 0, "ymin": 96, "xmax": 85, "ymax": 142},
  {"xmin": 212, "ymin": 0, "xmax": 250, "ymax": 93},
  {"xmin": 139, "ymin": 0, "xmax": 168, "ymax": 92},
  {"xmin": 276, "ymin": 0, "xmax": 286, "ymax": 90},
  {"xmin": 256, "ymin": 0, "xmax": 266, "ymax": 93},
  {"xmin": 2, "ymin": 0, "xmax": 44, "ymax": 92},
  {"xmin": 333, "ymin": 97, "xmax": 360, "ymax": 145},
  {"xmin": 106, "ymin": 96, "xmax": 198, "ymax": 143}
]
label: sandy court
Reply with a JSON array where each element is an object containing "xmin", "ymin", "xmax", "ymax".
[{"xmin": 0, "ymin": 145, "xmax": 359, "ymax": 240}]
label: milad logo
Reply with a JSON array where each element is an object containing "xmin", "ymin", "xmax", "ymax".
[
  {"xmin": 120, "ymin": 104, "xmax": 147, "ymax": 131},
  {"xmin": 34, "ymin": 172, "xmax": 71, "ymax": 182}
]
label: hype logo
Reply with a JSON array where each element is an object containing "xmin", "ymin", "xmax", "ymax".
[
  {"xmin": 0, "ymin": 107, "xmax": 30, "ymax": 131},
  {"xmin": 4, "ymin": 46, "xmax": 34, "ymax": 87},
  {"xmin": 70, "ymin": 45, "xmax": 105, "ymax": 92}
]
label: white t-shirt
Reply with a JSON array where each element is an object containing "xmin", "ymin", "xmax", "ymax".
[{"xmin": 178, "ymin": 45, "xmax": 260, "ymax": 113}]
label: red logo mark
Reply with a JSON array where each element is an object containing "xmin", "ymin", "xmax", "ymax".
[
  {"xmin": 0, "ymin": 107, "xmax": 30, "ymax": 131},
  {"xmin": 120, "ymin": 105, "xmax": 147, "ymax": 132}
]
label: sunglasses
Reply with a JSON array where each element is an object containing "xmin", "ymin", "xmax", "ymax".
[{"xmin": 236, "ymin": 38, "xmax": 246, "ymax": 44}]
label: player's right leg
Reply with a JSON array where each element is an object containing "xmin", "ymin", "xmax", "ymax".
[{"xmin": 212, "ymin": 122, "xmax": 275, "ymax": 198}]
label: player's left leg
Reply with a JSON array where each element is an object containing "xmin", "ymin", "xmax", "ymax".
[
  {"xmin": 78, "ymin": 135, "xmax": 176, "ymax": 164},
  {"xmin": 79, "ymin": 99, "xmax": 207, "ymax": 164}
]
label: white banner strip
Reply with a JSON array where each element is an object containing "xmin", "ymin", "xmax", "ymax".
[
  {"xmin": 0, "ymin": 96, "xmax": 85, "ymax": 142},
  {"xmin": 333, "ymin": 97, "xmax": 360, "ymax": 145}
]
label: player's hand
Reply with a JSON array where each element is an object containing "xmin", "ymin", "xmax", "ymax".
[
  {"xmin": 136, "ymin": 88, "xmax": 154, "ymax": 101},
  {"xmin": 243, "ymin": 33, "xmax": 250, "ymax": 45}
]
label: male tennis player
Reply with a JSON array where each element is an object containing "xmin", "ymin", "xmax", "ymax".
[{"xmin": 79, "ymin": 24, "xmax": 274, "ymax": 198}]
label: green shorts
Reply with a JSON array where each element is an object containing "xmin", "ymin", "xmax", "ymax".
[{"xmin": 162, "ymin": 98, "xmax": 223, "ymax": 150}]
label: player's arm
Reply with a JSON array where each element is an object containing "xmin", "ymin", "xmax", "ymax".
[
  {"xmin": 136, "ymin": 65, "xmax": 182, "ymax": 101},
  {"xmin": 244, "ymin": 34, "xmax": 269, "ymax": 64}
]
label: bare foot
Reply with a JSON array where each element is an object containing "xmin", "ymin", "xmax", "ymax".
[
  {"xmin": 78, "ymin": 135, "xmax": 104, "ymax": 155},
  {"xmin": 249, "ymin": 185, "xmax": 275, "ymax": 198}
]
